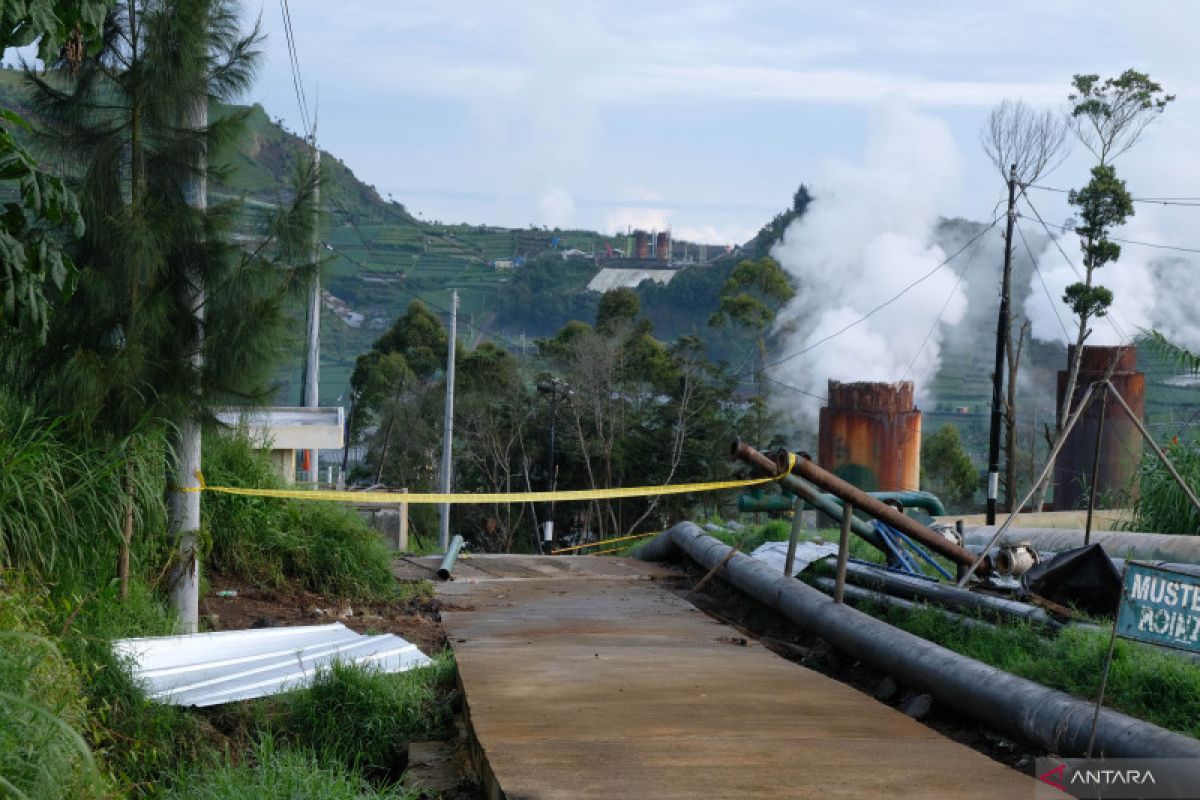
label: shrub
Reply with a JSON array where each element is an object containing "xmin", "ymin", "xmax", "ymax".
[
  {"xmin": 1128, "ymin": 436, "xmax": 1200, "ymax": 535},
  {"xmin": 275, "ymin": 656, "xmax": 457, "ymax": 779},
  {"xmin": 165, "ymin": 736, "xmax": 416, "ymax": 800},
  {"xmin": 202, "ymin": 431, "xmax": 396, "ymax": 599}
]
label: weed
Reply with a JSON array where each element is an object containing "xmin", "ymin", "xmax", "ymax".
[
  {"xmin": 164, "ymin": 735, "xmax": 418, "ymax": 800},
  {"xmin": 1128, "ymin": 436, "xmax": 1200, "ymax": 535},
  {"xmin": 274, "ymin": 655, "xmax": 458, "ymax": 780},
  {"xmin": 203, "ymin": 431, "xmax": 396, "ymax": 600}
]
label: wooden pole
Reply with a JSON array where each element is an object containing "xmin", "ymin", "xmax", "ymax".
[
  {"xmin": 1084, "ymin": 385, "xmax": 1108, "ymax": 546},
  {"xmin": 783, "ymin": 496, "xmax": 804, "ymax": 576},
  {"xmin": 399, "ymin": 488, "xmax": 409, "ymax": 552},
  {"xmin": 834, "ymin": 501, "xmax": 853, "ymax": 604}
]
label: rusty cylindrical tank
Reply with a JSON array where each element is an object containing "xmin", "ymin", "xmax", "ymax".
[
  {"xmin": 655, "ymin": 230, "xmax": 670, "ymax": 261},
  {"xmin": 1053, "ymin": 345, "xmax": 1145, "ymax": 510},
  {"xmin": 818, "ymin": 381, "xmax": 921, "ymax": 491},
  {"xmin": 634, "ymin": 230, "xmax": 650, "ymax": 259}
]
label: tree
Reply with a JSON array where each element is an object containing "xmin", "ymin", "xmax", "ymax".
[
  {"xmin": 709, "ymin": 255, "xmax": 794, "ymax": 443},
  {"xmin": 1029, "ymin": 71, "xmax": 1172, "ymax": 511},
  {"xmin": 0, "ymin": 1, "xmax": 110, "ymax": 342},
  {"xmin": 23, "ymin": 0, "xmax": 310, "ymax": 612},
  {"xmin": 980, "ymin": 99, "xmax": 1068, "ymax": 513},
  {"xmin": 921, "ymin": 424, "xmax": 977, "ymax": 511}
]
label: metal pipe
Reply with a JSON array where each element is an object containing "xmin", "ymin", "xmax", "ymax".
[
  {"xmin": 437, "ymin": 535, "xmax": 464, "ymax": 581},
  {"xmin": 730, "ymin": 440, "xmax": 887, "ymax": 552},
  {"xmin": 1105, "ymin": 378, "xmax": 1200, "ymax": 519},
  {"xmin": 637, "ymin": 523, "xmax": 1200, "ymax": 758},
  {"xmin": 769, "ymin": 448, "xmax": 988, "ymax": 575},
  {"xmin": 738, "ymin": 490, "xmax": 947, "ymax": 517},
  {"xmin": 840, "ymin": 561, "xmax": 1066, "ymax": 629},
  {"xmin": 810, "ymin": 577, "xmax": 997, "ymax": 631},
  {"xmin": 961, "ymin": 527, "xmax": 1200, "ymax": 565}
]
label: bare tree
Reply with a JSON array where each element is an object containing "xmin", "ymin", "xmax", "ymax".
[{"xmin": 981, "ymin": 99, "xmax": 1070, "ymax": 185}]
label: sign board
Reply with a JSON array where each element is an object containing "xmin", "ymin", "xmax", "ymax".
[{"xmin": 1115, "ymin": 562, "xmax": 1200, "ymax": 654}]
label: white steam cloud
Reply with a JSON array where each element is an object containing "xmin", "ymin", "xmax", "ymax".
[{"xmin": 769, "ymin": 105, "xmax": 967, "ymax": 426}]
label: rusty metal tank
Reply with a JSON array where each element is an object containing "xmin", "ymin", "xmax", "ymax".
[
  {"xmin": 634, "ymin": 230, "xmax": 650, "ymax": 259},
  {"xmin": 655, "ymin": 230, "xmax": 670, "ymax": 261},
  {"xmin": 818, "ymin": 381, "xmax": 921, "ymax": 491},
  {"xmin": 1053, "ymin": 344, "xmax": 1145, "ymax": 510}
]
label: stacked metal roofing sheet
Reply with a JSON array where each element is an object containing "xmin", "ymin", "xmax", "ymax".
[{"xmin": 113, "ymin": 622, "xmax": 431, "ymax": 707}]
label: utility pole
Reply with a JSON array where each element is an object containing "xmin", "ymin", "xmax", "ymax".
[
  {"xmin": 986, "ymin": 164, "xmax": 1018, "ymax": 525},
  {"xmin": 438, "ymin": 290, "xmax": 459, "ymax": 549},
  {"xmin": 167, "ymin": 56, "xmax": 207, "ymax": 634},
  {"xmin": 302, "ymin": 135, "xmax": 320, "ymax": 482}
]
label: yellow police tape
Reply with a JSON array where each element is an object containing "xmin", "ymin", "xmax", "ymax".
[
  {"xmin": 550, "ymin": 530, "xmax": 661, "ymax": 554},
  {"xmin": 177, "ymin": 452, "xmax": 795, "ymax": 506}
]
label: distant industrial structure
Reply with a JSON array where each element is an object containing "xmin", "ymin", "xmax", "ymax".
[{"xmin": 586, "ymin": 228, "xmax": 732, "ymax": 292}]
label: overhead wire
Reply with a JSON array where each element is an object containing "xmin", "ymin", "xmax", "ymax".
[
  {"xmin": 761, "ymin": 213, "xmax": 1003, "ymax": 372},
  {"xmin": 1014, "ymin": 221, "xmax": 1072, "ymax": 341},
  {"xmin": 1027, "ymin": 183, "xmax": 1200, "ymax": 208},
  {"xmin": 899, "ymin": 222, "xmax": 988, "ymax": 382},
  {"xmin": 278, "ymin": 0, "xmax": 311, "ymax": 138},
  {"xmin": 1016, "ymin": 193, "xmax": 1133, "ymax": 345}
]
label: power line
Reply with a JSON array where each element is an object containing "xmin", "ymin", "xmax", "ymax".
[
  {"xmin": 1027, "ymin": 183, "xmax": 1200, "ymax": 208},
  {"xmin": 749, "ymin": 376, "xmax": 828, "ymax": 403},
  {"xmin": 900, "ymin": 225, "xmax": 986, "ymax": 382},
  {"xmin": 762, "ymin": 214, "xmax": 1002, "ymax": 372},
  {"xmin": 1015, "ymin": 221, "xmax": 1072, "ymax": 341},
  {"xmin": 1017, "ymin": 194, "xmax": 1133, "ymax": 345},
  {"xmin": 1019, "ymin": 213, "xmax": 1200, "ymax": 255},
  {"xmin": 278, "ymin": 0, "xmax": 311, "ymax": 138}
]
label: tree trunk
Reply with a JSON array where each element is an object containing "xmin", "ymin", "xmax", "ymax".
[{"xmin": 166, "ymin": 76, "xmax": 206, "ymax": 634}]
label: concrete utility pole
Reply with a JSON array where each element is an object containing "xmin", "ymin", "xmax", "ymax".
[
  {"xmin": 985, "ymin": 164, "xmax": 1017, "ymax": 525},
  {"xmin": 167, "ymin": 73, "xmax": 207, "ymax": 633},
  {"xmin": 302, "ymin": 136, "xmax": 321, "ymax": 482},
  {"xmin": 438, "ymin": 290, "xmax": 459, "ymax": 549}
]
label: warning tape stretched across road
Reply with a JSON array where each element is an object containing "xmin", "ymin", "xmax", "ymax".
[{"xmin": 177, "ymin": 453, "xmax": 794, "ymax": 505}]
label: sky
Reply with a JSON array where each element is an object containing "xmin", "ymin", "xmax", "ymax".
[{"xmin": 246, "ymin": 0, "xmax": 1200, "ymax": 245}]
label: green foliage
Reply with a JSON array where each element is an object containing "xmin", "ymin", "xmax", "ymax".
[
  {"xmin": 0, "ymin": 391, "xmax": 169, "ymax": 583},
  {"xmin": 1128, "ymin": 436, "xmax": 1200, "ymax": 535},
  {"xmin": 920, "ymin": 424, "xmax": 977, "ymax": 511},
  {"xmin": 0, "ymin": 581, "xmax": 102, "ymax": 800},
  {"xmin": 368, "ymin": 300, "xmax": 450, "ymax": 380},
  {"xmin": 596, "ymin": 287, "xmax": 640, "ymax": 333},
  {"xmin": 1069, "ymin": 70, "xmax": 1175, "ymax": 165},
  {"xmin": 165, "ymin": 736, "xmax": 417, "ymax": 800},
  {"xmin": 750, "ymin": 183, "xmax": 811, "ymax": 258},
  {"xmin": 708, "ymin": 256, "xmax": 795, "ymax": 331},
  {"xmin": 873, "ymin": 604, "xmax": 1200, "ymax": 738},
  {"xmin": 1, "ymin": 0, "xmax": 111, "ymax": 60},
  {"xmin": 202, "ymin": 431, "xmax": 396, "ymax": 599},
  {"xmin": 1146, "ymin": 330, "xmax": 1200, "ymax": 375},
  {"xmin": 275, "ymin": 656, "xmax": 457, "ymax": 780}
]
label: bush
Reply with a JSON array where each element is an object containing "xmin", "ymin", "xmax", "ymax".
[
  {"xmin": 202, "ymin": 431, "xmax": 396, "ymax": 599},
  {"xmin": 275, "ymin": 656, "xmax": 457, "ymax": 779},
  {"xmin": 1128, "ymin": 437, "xmax": 1200, "ymax": 535},
  {"xmin": 166, "ymin": 736, "xmax": 416, "ymax": 800}
]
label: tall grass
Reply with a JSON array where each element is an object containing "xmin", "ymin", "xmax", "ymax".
[
  {"xmin": 0, "ymin": 393, "xmax": 169, "ymax": 585},
  {"xmin": 202, "ymin": 431, "xmax": 396, "ymax": 599},
  {"xmin": 870, "ymin": 603, "xmax": 1200, "ymax": 737},
  {"xmin": 1128, "ymin": 436, "xmax": 1200, "ymax": 535},
  {"xmin": 274, "ymin": 656, "xmax": 458, "ymax": 779},
  {"xmin": 165, "ymin": 736, "xmax": 418, "ymax": 800}
]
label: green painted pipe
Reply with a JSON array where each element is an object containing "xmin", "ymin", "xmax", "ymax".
[
  {"xmin": 437, "ymin": 535, "xmax": 464, "ymax": 581},
  {"xmin": 737, "ymin": 489, "xmax": 947, "ymax": 517}
]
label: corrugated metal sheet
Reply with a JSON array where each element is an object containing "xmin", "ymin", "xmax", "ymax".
[
  {"xmin": 113, "ymin": 622, "xmax": 431, "ymax": 707},
  {"xmin": 750, "ymin": 541, "xmax": 839, "ymax": 576},
  {"xmin": 586, "ymin": 268, "xmax": 678, "ymax": 292}
]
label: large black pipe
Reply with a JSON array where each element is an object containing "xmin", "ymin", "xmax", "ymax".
[
  {"xmin": 637, "ymin": 523, "xmax": 1200, "ymax": 758},
  {"xmin": 839, "ymin": 561, "xmax": 1066, "ymax": 629},
  {"xmin": 809, "ymin": 577, "xmax": 997, "ymax": 631}
]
